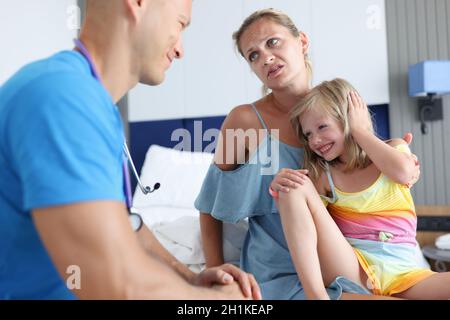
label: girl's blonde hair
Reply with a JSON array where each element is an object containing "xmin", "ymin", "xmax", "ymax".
[
  {"xmin": 232, "ymin": 8, "xmax": 313, "ymax": 96},
  {"xmin": 290, "ymin": 78, "xmax": 375, "ymax": 182}
]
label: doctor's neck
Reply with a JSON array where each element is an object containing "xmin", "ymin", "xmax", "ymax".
[
  {"xmin": 77, "ymin": 34, "xmax": 138, "ymax": 103},
  {"xmin": 78, "ymin": 18, "xmax": 139, "ymax": 103}
]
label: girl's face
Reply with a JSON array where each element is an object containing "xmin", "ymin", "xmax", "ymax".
[
  {"xmin": 239, "ymin": 18, "xmax": 309, "ymax": 91},
  {"xmin": 300, "ymin": 109, "xmax": 347, "ymax": 163}
]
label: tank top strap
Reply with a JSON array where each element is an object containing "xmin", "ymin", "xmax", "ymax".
[
  {"xmin": 324, "ymin": 162, "xmax": 338, "ymax": 203},
  {"xmin": 250, "ymin": 103, "xmax": 269, "ymax": 131}
]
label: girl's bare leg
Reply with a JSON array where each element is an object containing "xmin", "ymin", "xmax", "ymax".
[
  {"xmin": 278, "ymin": 177, "xmax": 368, "ymax": 290},
  {"xmin": 341, "ymin": 293, "xmax": 401, "ymax": 300},
  {"xmin": 393, "ymin": 272, "xmax": 450, "ymax": 299}
]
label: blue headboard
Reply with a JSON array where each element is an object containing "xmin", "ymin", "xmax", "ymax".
[{"xmin": 128, "ymin": 104, "xmax": 389, "ymax": 188}]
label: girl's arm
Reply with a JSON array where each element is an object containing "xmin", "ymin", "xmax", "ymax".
[{"xmin": 348, "ymin": 92, "xmax": 419, "ymax": 185}]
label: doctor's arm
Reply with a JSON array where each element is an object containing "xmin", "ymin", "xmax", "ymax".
[
  {"xmin": 135, "ymin": 223, "xmax": 197, "ymax": 282},
  {"xmin": 136, "ymin": 221, "xmax": 259, "ymax": 298},
  {"xmin": 33, "ymin": 201, "xmax": 249, "ymax": 299}
]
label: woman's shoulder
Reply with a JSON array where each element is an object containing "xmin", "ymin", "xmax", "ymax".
[{"xmin": 222, "ymin": 103, "xmax": 261, "ymax": 131}]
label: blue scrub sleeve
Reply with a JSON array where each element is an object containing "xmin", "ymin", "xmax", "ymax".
[{"xmin": 8, "ymin": 72, "xmax": 125, "ymax": 211}]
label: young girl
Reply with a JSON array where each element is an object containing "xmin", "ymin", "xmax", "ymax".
[{"xmin": 270, "ymin": 78, "xmax": 450, "ymax": 299}]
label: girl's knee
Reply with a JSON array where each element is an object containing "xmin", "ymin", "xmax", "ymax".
[{"xmin": 278, "ymin": 179, "xmax": 316, "ymax": 202}]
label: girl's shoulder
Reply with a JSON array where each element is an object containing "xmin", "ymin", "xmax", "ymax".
[{"xmin": 313, "ymin": 169, "xmax": 329, "ymax": 196}]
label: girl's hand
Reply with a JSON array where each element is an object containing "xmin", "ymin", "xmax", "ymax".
[
  {"xmin": 347, "ymin": 91, "xmax": 372, "ymax": 135},
  {"xmin": 269, "ymin": 168, "xmax": 309, "ymax": 195}
]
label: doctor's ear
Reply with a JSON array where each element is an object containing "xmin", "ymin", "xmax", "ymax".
[{"xmin": 124, "ymin": 0, "xmax": 145, "ymax": 22}]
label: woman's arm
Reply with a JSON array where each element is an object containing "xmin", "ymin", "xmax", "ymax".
[
  {"xmin": 198, "ymin": 105, "xmax": 267, "ymax": 300},
  {"xmin": 199, "ymin": 105, "xmax": 258, "ymax": 266},
  {"xmin": 348, "ymin": 92, "xmax": 419, "ymax": 185},
  {"xmin": 200, "ymin": 213, "xmax": 225, "ymax": 267}
]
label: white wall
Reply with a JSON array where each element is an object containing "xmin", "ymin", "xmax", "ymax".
[
  {"xmin": 0, "ymin": 0, "xmax": 79, "ymax": 84},
  {"xmin": 129, "ymin": 0, "xmax": 389, "ymax": 122}
]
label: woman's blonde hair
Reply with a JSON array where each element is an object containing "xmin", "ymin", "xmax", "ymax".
[
  {"xmin": 232, "ymin": 8, "xmax": 313, "ymax": 96},
  {"xmin": 290, "ymin": 78, "xmax": 375, "ymax": 182}
]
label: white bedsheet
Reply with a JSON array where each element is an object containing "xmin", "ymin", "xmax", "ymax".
[{"xmin": 138, "ymin": 206, "xmax": 248, "ymax": 271}]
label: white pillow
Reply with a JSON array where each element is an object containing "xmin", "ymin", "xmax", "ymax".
[{"xmin": 132, "ymin": 144, "xmax": 213, "ymax": 210}]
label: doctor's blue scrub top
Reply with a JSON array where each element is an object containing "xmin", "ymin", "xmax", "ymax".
[
  {"xmin": 0, "ymin": 51, "xmax": 125, "ymax": 299},
  {"xmin": 195, "ymin": 104, "xmax": 370, "ymax": 300}
]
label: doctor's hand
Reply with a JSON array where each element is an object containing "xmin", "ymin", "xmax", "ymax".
[{"xmin": 192, "ymin": 263, "xmax": 262, "ymax": 300}]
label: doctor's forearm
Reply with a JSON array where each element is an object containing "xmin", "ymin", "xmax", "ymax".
[{"xmin": 136, "ymin": 224, "xmax": 196, "ymax": 283}]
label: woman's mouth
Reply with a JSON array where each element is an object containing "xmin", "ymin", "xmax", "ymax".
[{"xmin": 267, "ymin": 65, "xmax": 284, "ymax": 79}]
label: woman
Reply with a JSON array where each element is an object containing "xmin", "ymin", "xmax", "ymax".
[{"xmin": 195, "ymin": 9, "xmax": 413, "ymax": 300}]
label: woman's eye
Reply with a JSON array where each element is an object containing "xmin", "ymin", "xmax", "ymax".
[
  {"xmin": 249, "ymin": 52, "xmax": 259, "ymax": 62},
  {"xmin": 319, "ymin": 124, "xmax": 328, "ymax": 130},
  {"xmin": 268, "ymin": 38, "xmax": 279, "ymax": 47}
]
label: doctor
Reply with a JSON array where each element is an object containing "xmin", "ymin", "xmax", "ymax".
[{"xmin": 0, "ymin": 0, "xmax": 260, "ymax": 299}]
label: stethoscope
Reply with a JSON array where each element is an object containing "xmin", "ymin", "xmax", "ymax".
[{"xmin": 74, "ymin": 39, "xmax": 160, "ymax": 217}]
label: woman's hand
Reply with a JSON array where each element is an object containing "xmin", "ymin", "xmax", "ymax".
[
  {"xmin": 401, "ymin": 132, "xmax": 421, "ymax": 188},
  {"xmin": 347, "ymin": 91, "xmax": 372, "ymax": 136},
  {"xmin": 270, "ymin": 168, "xmax": 309, "ymax": 195},
  {"xmin": 405, "ymin": 154, "xmax": 420, "ymax": 188}
]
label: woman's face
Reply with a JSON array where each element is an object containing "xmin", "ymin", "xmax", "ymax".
[{"xmin": 239, "ymin": 18, "xmax": 309, "ymax": 91}]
